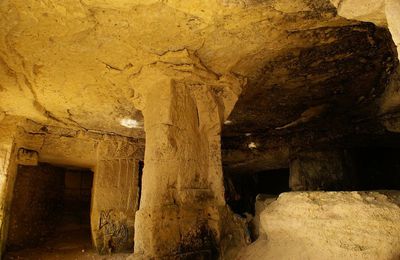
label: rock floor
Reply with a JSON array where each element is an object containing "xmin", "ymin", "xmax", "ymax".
[{"xmin": 5, "ymin": 224, "xmax": 130, "ymax": 260}]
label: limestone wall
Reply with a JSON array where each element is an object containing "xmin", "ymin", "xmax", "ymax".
[
  {"xmin": 238, "ymin": 191, "xmax": 400, "ymax": 260},
  {"xmin": 289, "ymin": 149, "xmax": 355, "ymax": 191},
  {"xmin": 0, "ymin": 118, "xmax": 19, "ymax": 258},
  {"xmin": 0, "ymin": 116, "xmax": 145, "ymax": 256},
  {"xmin": 91, "ymin": 139, "xmax": 143, "ymax": 254},
  {"xmin": 331, "ymin": 0, "xmax": 400, "ymax": 59}
]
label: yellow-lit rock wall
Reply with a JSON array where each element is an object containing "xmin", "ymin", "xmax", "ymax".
[
  {"xmin": 0, "ymin": 118, "xmax": 19, "ymax": 259},
  {"xmin": 331, "ymin": 0, "xmax": 399, "ymax": 58},
  {"xmin": 91, "ymin": 139, "xmax": 142, "ymax": 254},
  {"xmin": 238, "ymin": 191, "xmax": 400, "ymax": 260},
  {"xmin": 130, "ymin": 50, "xmax": 248, "ymax": 258},
  {"xmin": 0, "ymin": 116, "xmax": 145, "ymax": 256}
]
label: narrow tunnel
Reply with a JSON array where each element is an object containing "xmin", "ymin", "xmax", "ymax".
[
  {"xmin": 6, "ymin": 163, "xmax": 93, "ymax": 257},
  {"xmin": 224, "ymin": 168, "xmax": 290, "ymax": 216}
]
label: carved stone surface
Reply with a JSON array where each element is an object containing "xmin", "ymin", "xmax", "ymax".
[
  {"xmin": 91, "ymin": 140, "xmax": 141, "ymax": 254},
  {"xmin": 0, "ymin": 125, "xmax": 18, "ymax": 258}
]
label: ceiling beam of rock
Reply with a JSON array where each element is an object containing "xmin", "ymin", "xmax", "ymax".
[{"xmin": 1, "ymin": 0, "xmax": 386, "ymax": 136}]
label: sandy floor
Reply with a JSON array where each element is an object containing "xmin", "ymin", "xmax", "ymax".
[{"xmin": 5, "ymin": 224, "xmax": 131, "ymax": 260}]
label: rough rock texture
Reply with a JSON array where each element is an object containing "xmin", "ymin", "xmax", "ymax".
[
  {"xmin": 238, "ymin": 191, "xmax": 400, "ymax": 260},
  {"xmin": 0, "ymin": 0, "xmax": 399, "ymax": 192},
  {"xmin": 130, "ymin": 51, "xmax": 248, "ymax": 258},
  {"xmin": 221, "ymin": 0, "xmax": 398, "ymax": 175},
  {"xmin": 0, "ymin": 116, "xmax": 144, "ymax": 256},
  {"xmin": 0, "ymin": 118, "xmax": 19, "ymax": 259},
  {"xmin": 380, "ymin": 66, "xmax": 400, "ymax": 116},
  {"xmin": 222, "ymin": 23, "xmax": 397, "ymax": 176},
  {"xmin": 331, "ymin": 0, "xmax": 387, "ymax": 26},
  {"xmin": 7, "ymin": 164, "xmax": 64, "ymax": 250},
  {"xmin": 16, "ymin": 148, "xmax": 39, "ymax": 166},
  {"xmin": 386, "ymin": 0, "xmax": 400, "ymax": 58},
  {"xmin": 91, "ymin": 139, "xmax": 142, "ymax": 254},
  {"xmin": 252, "ymin": 194, "xmax": 277, "ymax": 240},
  {"xmin": 0, "ymin": 0, "xmax": 397, "ymax": 140},
  {"xmin": 331, "ymin": 0, "xmax": 400, "ymax": 58},
  {"xmin": 289, "ymin": 149, "xmax": 355, "ymax": 191},
  {"xmin": 1, "ymin": 0, "xmax": 400, "ymax": 259}
]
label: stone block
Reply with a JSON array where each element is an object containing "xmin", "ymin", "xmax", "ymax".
[
  {"xmin": 91, "ymin": 156, "xmax": 139, "ymax": 254},
  {"xmin": 16, "ymin": 148, "xmax": 38, "ymax": 166},
  {"xmin": 238, "ymin": 191, "xmax": 400, "ymax": 260}
]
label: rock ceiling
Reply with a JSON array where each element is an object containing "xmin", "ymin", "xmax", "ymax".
[{"xmin": 0, "ymin": 0, "xmax": 398, "ymax": 141}]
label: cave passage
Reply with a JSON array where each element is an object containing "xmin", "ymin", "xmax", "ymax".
[
  {"xmin": 6, "ymin": 163, "xmax": 93, "ymax": 257},
  {"xmin": 224, "ymin": 168, "xmax": 290, "ymax": 216},
  {"xmin": 349, "ymin": 147, "xmax": 400, "ymax": 190}
]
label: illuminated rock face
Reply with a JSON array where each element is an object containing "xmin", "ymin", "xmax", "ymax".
[
  {"xmin": 1, "ymin": 0, "xmax": 397, "ymax": 137},
  {"xmin": 0, "ymin": 118, "xmax": 145, "ymax": 256},
  {"xmin": 0, "ymin": 0, "xmax": 400, "ymax": 259},
  {"xmin": 238, "ymin": 191, "xmax": 400, "ymax": 260},
  {"xmin": 91, "ymin": 139, "xmax": 142, "ymax": 253},
  {"xmin": 130, "ymin": 53, "xmax": 247, "ymax": 258},
  {"xmin": 331, "ymin": 0, "xmax": 400, "ymax": 59},
  {"xmin": 0, "ymin": 120, "xmax": 18, "ymax": 259}
]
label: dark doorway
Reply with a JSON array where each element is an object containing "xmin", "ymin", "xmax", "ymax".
[
  {"xmin": 224, "ymin": 168, "xmax": 290, "ymax": 216},
  {"xmin": 137, "ymin": 160, "xmax": 144, "ymax": 210},
  {"xmin": 6, "ymin": 163, "xmax": 93, "ymax": 258},
  {"xmin": 349, "ymin": 147, "xmax": 400, "ymax": 190}
]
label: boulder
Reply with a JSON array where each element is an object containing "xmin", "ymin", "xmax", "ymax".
[{"xmin": 238, "ymin": 191, "xmax": 400, "ymax": 260}]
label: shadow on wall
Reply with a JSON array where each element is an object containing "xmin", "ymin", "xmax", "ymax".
[
  {"xmin": 6, "ymin": 163, "xmax": 93, "ymax": 251},
  {"xmin": 224, "ymin": 146, "xmax": 400, "ymax": 219},
  {"xmin": 224, "ymin": 169, "xmax": 290, "ymax": 216},
  {"xmin": 349, "ymin": 147, "xmax": 400, "ymax": 190}
]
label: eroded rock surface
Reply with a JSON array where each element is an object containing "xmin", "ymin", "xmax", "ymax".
[
  {"xmin": 0, "ymin": 116, "xmax": 145, "ymax": 256},
  {"xmin": 331, "ymin": 0, "xmax": 400, "ymax": 58},
  {"xmin": 238, "ymin": 191, "xmax": 400, "ymax": 260},
  {"xmin": 130, "ymin": 51, "xmax": 248, "ymax": 258},
  {"xmin": 0, "ymin": 0, "xmax": 397, "ymax": 140},
  {"xmin": 1, "ymin": 0, "xmax": 400, "ymax": 259}
]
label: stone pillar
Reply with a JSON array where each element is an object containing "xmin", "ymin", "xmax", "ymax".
[
  {"xmin": 0, "ymin": 123, "xmax": 18, "ymax": 258},
  {"xmin": 130, "ymin": 51, "xmax": 247, "ymax": 258},
  {"xmin": 289, "ymin": 149, "xmax": 354, "ymax": 191},
  {"xmin": 91, "ymin": 138, "xmax": 142, "ymax": 254}
]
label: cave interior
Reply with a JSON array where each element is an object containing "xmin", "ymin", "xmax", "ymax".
[{"xmin": 1, "ymin": 0, "xmax": 400, "ymax": 259}]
